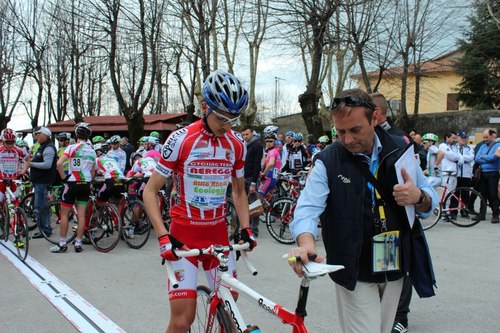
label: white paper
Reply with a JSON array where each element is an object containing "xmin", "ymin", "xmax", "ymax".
[{"xmin": 394, "ymin": 146, "xmax": 419, "ymax": 228}]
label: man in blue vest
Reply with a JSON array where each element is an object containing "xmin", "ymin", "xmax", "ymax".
[{"xmin": 288, "ymin": 88, "xmax": 438, "ymax": 333}]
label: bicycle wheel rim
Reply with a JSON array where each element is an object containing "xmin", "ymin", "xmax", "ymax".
[
  {"xmin": 15, "ymin": 208, "xmax": 29, "ymax": 261},
  {"xmin": 265, "ymin": 197, "xmax": 295, "ymax": 244},
  {"xmin": 19, "ymin": 193, "xmax": 37, "ymax": 231},
  {"xmin": 447, "ymin": 188, "xmax": 484, "ymax": 227},
  {"xmin": 40, "ymin": 200, "xmax": 77, "ymax": 245},
  {"xmin": 122, "ymin": 200, "xmax": 151, "ymax": 249},
  {"xmin": 90, "ymin": 203, "xmax": 121, "ymax": 252},
  {"xmin": 189, "ymin": 286, "xmax": 233, "ymax": 333}
]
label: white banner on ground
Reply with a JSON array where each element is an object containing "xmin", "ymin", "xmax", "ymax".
[{"xmin": 0, "ymin": 240, "xmax": 125, "ymax": 333}]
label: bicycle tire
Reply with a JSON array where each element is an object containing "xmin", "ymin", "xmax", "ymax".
[
  {"xmin": 445, "ymin": 187, "xmax": 485, "ymax": 227},
  {"xmin": 265, "ymin": 197, "xmax": 296, "ymax": 244},
  {"xmin": 419, "ymin": 203, "xmax": 441, "ymax": 231},
  {"xmin": 14, "ymin": 207, "xmax": 29, "ymax": 261},
  {"xmin": 122, "ymin": 200, "xmax": 151, "ymax": 249},
  {"xmin": 19, "ymin": 193, "xmax": 37, "ymax": 231},
  {"xmin": 39, "ymin": 200, "xmax": 77, "ymax": 245},
  {"xmin": 0, "ymin": 201, "xmax": 8, "ymax": 241},
  {"xmin": 189, "ymin": 285, "xmax": 233, "ymax": 333},
  {"xmin": 225, "ymin": 198, "xmax": 239, "ymax": 241},
  {"xmin": 89, "ymin": 202, "xmax": 121, "ymax": 252}
]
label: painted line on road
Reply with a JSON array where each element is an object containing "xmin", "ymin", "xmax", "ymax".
[{"xmin": 0, "ymin": 240, "xmax": 125, "ymax": 333}]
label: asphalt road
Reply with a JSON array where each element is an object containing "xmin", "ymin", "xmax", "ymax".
[{"xmin": 1, "ymin": 215, "xmax": 500, "ymax": 333}]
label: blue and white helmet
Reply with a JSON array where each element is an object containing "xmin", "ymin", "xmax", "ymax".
[
  {"xmin": 203, "ymin": 70, "xmax": 249, "ymax": 115},
  {"xmin": 285, "ymin": 131, "xmax": 295, "ymax": 137},
  {"xmin": 263, "ymin": 125, "xmax": 279, "ymax": 134},
  {"xmin": 293, "ymin": 133, "xmax": 303, "ymax": 141}
]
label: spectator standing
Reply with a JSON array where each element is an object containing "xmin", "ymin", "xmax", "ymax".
[
  {"xmin": 120, "ymin": 136, "xmax": 135, "ymax": 172},
  {"xmin": 241, "ymin": 125, "xmax": 264, "ymax": 235},
  {"xmin": 450, "ymin": 131, "xmax": 474, "ymax": 218},
  {"xmin": 472, "ymin": 129, "xmax": 500, "ymax": 223},
  {"xmin": 437, "ymin": 131, "xmax": 463, "ymax": 220},
  {"xmin": 30, "ymin": 127, "xmax": 58, "ymax": 239},
  {"xmin": 288, "ymin": 88, "xmax": 438, "ymax": 333}
]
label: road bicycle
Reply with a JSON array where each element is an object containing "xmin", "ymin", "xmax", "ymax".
[
  {"xmin": 116, "ymin": 182, "xmax": 151, "ymax": 249},
  {"xmin": 264, "ymin": 196, "xmax": 297, "ymax": 244},
  {"xmin": 19, "ymin": 184, "xmax": 63, "ymax": 231},
  {"xmin": 164, "ymin": 243, "xmax": 343, "ymax": 333},
  {"xmin": 38, "ymin": 186, "xmax": 122, "ymax": 252},
  {"xmin": 419, "ymin": 184, "xmax": 486, "ymax": 230},
  {"xmin": 0, "ymin": 180, "xmax": 30, "ymax": 261}
]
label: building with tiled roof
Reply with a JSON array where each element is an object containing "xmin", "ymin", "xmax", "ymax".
[{"xmin": 352, "ymin": 50, "xmax": 465, "ymax": 114}]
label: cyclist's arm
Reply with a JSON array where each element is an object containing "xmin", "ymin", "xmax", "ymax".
[
  {"xmin": 21, "ymin": 155, "xmax": 31, "ymax": 175},
  {"xmin": 144, "ymin": 171, "xmax": 169, "ymax": 237},
  {"xmin": 231, "ymin": 176, "xmax": 250, "ymax": 230},
  {"xmin": 57, "ymin": 155, "xmax": 69, "ymax": 179},
  {"xmin": 261, "ymin": 156, "xmax": 276, "ymax": 175}
]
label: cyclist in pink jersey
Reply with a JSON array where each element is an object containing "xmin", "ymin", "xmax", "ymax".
[
  {"xmin": 52, "ymin": 123, "xmax": 96, "ymax": 253},
  {"xmin": 143, "ymin": 70, "xmax": 256, "ymax": 333},
  {"xmin": 0, "ymin": 128, "xmax": 29, "ymax": 203},
  {"xmin": 258, "ymin": 132, "xmax": 282, "ymax": 196}
]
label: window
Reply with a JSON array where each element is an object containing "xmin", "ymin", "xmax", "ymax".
[{"xmin": 446, "ymin": 93, "xmax": 459, "ymax": 110}]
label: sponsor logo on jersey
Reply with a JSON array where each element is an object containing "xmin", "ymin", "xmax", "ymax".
[
  {"xmin": 162, "ymin": 128, "xmax": 187, "ymax": 159},
  {"xmin": 174, "ymin": 269, "xmax": 185, "ymax": 281},
  {"xmin": 191, "ymin": 195, "xmax": 208, "ymax": 207},
  {"xmin": 194, "ymin": 139, "xmax": 209, "ymax": 149}
]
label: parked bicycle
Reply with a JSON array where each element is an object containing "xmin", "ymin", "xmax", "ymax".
[
  {"xmin": 0, "ymin": 179, "xmax": 30, "ymax": 261},
  {"xmin": 20, "ymin": 184, "xmax": 63, "ymax": 231},
  {"xmin": 419, "ymin": 183, "xmax": 486, "ymax": 230},
  {"xmin": 116, "ymin": 181, "xmax": 151, "ymax": 249},
  {"xmin": 164, "ymin": 243, "xmax": 343, "ymax": 332},
  {"xmin": 38, "ymin": 185, "xmax": 122, "ymax": 252}
]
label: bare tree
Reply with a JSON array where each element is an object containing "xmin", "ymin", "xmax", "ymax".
[
  {"xmin": 0, "ymin": 0, "xmax": 29, "ymax": 130},
  {"xmin": 7, "ymin": 0, "xmax": 53, "ymax": 128}
]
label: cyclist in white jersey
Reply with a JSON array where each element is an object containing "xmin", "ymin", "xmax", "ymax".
[
  {"xmin": 107, "ymin": 135, "xmax": 127, "ymax": 173},
  {"xmin": 143, "ymin": 70, "xmax": 256, "ymax": 333},
  {"xmin": 52, "ymin": 123, "xmax": 96, "ymax": 253}
]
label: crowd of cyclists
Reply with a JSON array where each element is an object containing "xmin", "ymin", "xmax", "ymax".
[{"xmin": 0, "ymin": 116, "xmax": 494, "ymax": 251}]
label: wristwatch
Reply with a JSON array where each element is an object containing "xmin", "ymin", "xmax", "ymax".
[{"xmin": 417, "ymin": 190, "xmax": 427, "ymax": 205}]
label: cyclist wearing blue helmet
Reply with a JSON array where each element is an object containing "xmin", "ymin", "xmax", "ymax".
[
  {"xmin": 281, "ymin": 130, "xmax": 295, "ymax": 170},
  {"xmin": 143, "ymin": 69, "xmax": 256, "ymax": 333}
]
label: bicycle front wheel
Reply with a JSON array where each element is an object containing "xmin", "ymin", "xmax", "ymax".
[
  {"xmin": 39, "ymin": 200, "xmax": 77, "ymax": 245},
  {"xmin": 19, "ymin": 193, "xmax": 37, "ymax": 231},
  {"xmin": 445, "ymin": 187, "xmax": 485, "ymax": 227},
  {"xmin": 0, "ymin": 202, "xmax": 9, "ymax": 241},
  {"xmin": 14, "ymin": 207, "xmax": 29, "ymax": 261},
  {"xmin": 122, "ymin": 200, "xmax": 151, "ymax": 249},
  {"xmin": 189, "ymin": 285, "xmax": 233, "ymax": 333},
  {"xmin": 265, "ymin": 197, "xmax": 296, "ymax": 244},
  {"xmin": 89, "ymin": 203, "xmax": 121, "ymax": 252}
]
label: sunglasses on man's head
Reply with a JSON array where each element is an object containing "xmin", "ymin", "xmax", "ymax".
[
  {"xmin": 330, "ymin": 96, "xmax": 375, "ymax": 111},
  {"xmin": 211, "ymin": 109, "xmax": 240, "ymax": 125}
]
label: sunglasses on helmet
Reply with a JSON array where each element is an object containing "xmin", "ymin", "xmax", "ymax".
[{"xmin": 330, "ymin": 96, "xmax": 375, "ymax": 111}]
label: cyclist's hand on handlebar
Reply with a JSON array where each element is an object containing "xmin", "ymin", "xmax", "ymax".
[
  {"xmin": 239, "ymin": 228, "xmax": 257, "ymax": 251},
  {"xmin": 158, "ymin": 234, "xmax": 184, "ymax": 261}
]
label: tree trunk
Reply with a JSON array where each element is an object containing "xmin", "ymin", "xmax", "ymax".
[{"xmin": 299, "ymin": 92, "xmax": 323, "ymax": 138}]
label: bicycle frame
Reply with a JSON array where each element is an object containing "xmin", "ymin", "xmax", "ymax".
[{"xmin": 164, "ymin": 244, "xmax": 343, "ymax": 333}]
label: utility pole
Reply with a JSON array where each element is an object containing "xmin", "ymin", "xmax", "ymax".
[{"xmin": 274, "ymin": 76, "xmax": 285, "ymax": 118}]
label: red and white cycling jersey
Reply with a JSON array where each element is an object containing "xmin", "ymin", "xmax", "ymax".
[
  {"xmin": 0, "ymin": 146, "xmax": 27, "ymax": 180},
  {"xmin": 155, "ymin": 120, "xmax": 246, "ymax": 224}
]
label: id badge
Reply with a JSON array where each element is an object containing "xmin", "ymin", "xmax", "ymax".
[{"xmin": 372, "ymin": 230, "xmax": 400, "ymax": 273}]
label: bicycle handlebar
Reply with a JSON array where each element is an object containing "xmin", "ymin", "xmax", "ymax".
[{"xmin": 164, "ymin": 243, "xmax": 257, "ymax": 289}]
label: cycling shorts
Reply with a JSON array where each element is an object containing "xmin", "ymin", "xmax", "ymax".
[
  {"xmin": 97, "ymin": 179, "xmax": 126, "ymax": 202},
  {"xmin": 258, "ymin": 176, "xmax": 277, "ymax": 196},
  {"xmin": 61, "ymin": 182, "xmax": 91, "ymax": 207},
  {"xmin": 167, "ymin": 218, "xmax": 236, "ymax": 300}
]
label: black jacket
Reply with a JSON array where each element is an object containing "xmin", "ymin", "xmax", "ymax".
[
  {"xmin": 30, "ymin": 140, "xmax": 57, "ymax": 184},
  {"xmin": 244, "ymin": 136, "xmax": 263, "ymax": 185}
]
